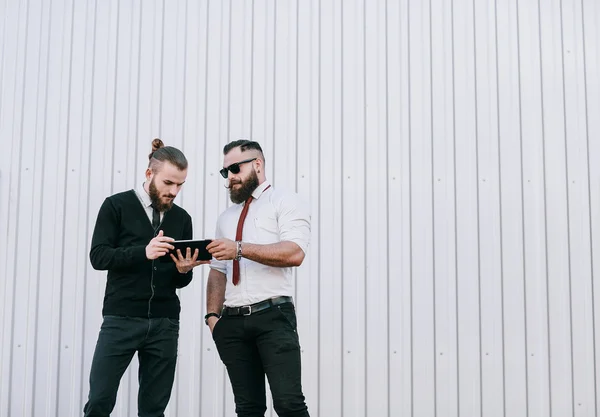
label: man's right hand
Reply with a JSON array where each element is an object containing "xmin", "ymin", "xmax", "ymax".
[
  {"xmin": 207, "ymin": 316, "xmax": 219, "ymax": 333},
  {"xmin": 146, "ymin": 230, "xmax": 175, "ymax": 260}
]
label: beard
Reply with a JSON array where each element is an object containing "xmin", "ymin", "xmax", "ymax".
[
  {"xmin": 229, "ymin": 169, "xmax": 259, "ymax": 204},
  {"xmin": 149, "ymin": 177, "xmax": 175, "ymax": 212}
]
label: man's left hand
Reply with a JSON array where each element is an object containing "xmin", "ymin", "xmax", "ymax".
[{"xmin": 171, "ymin": 247, "xmax": 210, "ymax": 273}]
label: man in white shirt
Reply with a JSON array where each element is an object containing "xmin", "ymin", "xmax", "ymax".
[{"xmin": 206, "ymin": 140, "xmax": 311, "ymax": 417}]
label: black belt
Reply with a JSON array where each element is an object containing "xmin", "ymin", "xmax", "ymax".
[{"xmin": 222, "ymin": 296, "xmax": 293, "ymax": 317}]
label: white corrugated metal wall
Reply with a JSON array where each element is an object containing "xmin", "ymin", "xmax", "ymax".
[{"xmin": 0, "ymin": 0, "xmax": 599, "ymax": 416}]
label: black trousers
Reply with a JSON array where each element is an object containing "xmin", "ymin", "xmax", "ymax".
[
  {"xmin": 83, "ymin": 316, "xmax": 179, "ymax": 417},
  {"xmin": 213, "ymin": 302, "xmax": 310, "ymax": 417}
]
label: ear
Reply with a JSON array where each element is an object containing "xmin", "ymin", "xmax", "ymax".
[
  {"xmin": 145, "ymin": 168, "xmax": 153, "ymax": 181},
  {"xmin": 255, "ymin": 158, "xmax": 263, "ymax": 172}
]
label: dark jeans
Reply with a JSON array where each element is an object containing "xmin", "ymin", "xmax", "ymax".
[
  {"xmin": 83, "ymin": 316, "xmax": 179, "ymax": 417},
  {"xmin": 213, "ymin": 302, "xmax": 310, "ymax": 417}
]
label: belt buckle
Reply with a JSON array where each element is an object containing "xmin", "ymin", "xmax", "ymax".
[{"xmin": 242, "ymin": 306, "xmax": 252, "ymax": 316}]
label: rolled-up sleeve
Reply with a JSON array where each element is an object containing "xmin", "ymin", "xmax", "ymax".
[{"xmin": 277, "ymin": 192, "xmax": 311, "ymax": 254}]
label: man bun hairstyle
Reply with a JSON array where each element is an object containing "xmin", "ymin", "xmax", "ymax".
[
  {"xmin": 149, "ymin": 138, "xmax": 165, "ymax": 159},
  {"xmin": 148, "ymin": 138, "xmax": 188, "ymax": 172}
]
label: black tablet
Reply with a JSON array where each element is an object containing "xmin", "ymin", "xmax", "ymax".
[{"xmin": 159, "ymin": 239, "xmax": 213, "ymax": 262}]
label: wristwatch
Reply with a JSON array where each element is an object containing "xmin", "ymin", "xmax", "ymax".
[
  {"xmin": 204, "ymin": 312, "xmax": 220, "ymax": 325},
  {"xmin": 234, "ymin": 240, "xmax": 243, "ymax": 261}
]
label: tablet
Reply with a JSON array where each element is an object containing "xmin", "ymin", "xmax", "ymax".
[{"xmin": 159, "ymin": 239, "xmax": 213, "ymax": 262}]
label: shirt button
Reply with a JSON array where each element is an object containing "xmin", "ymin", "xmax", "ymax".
[{"xmin": 154, "ymin": 267, "xmax": 157, "ymax": 271}]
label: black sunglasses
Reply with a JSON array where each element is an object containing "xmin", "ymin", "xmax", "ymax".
[{"xmin": 219, "ymin": 158, "xmax": 257, "ymax": 178}]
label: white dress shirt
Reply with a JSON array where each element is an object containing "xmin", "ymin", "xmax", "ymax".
[
  {"xmin": 134, "ymin": 181, "xmax": 164, "ymax": 224},
  {"xmin": 210, "ymin": 181, "xmax": 311, "ymax": 306}
]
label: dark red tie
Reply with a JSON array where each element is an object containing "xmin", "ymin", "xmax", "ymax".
[
  {"xmin": 232, "ymin": 196, "xmax": 253, "ymax": 286},
  {"xmin": 232, "ymin": 185, "xmax": 271, "ymax": 285}
]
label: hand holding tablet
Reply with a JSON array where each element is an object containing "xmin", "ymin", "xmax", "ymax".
[{"xmin": 160, "ymin": 239, "xmax": 213, "ymax": 263}]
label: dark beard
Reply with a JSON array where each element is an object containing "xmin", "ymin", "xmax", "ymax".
[
  {"xmin": 230, "ymin": 169, "xmax": 259, "ymax": 204},
  {"xmin": 149, "ymin": 178, "xmax": 174, "ymax": 212}
]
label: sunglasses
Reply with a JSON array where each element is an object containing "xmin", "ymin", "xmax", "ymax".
[{"xmin": 219, "ymin": 158, "xmax": 257, "ymax": 178}]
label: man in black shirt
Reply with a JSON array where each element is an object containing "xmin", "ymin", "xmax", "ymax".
[{"xmin": 83, "ymin": 139, "xmax": 207, "ymax": 417}]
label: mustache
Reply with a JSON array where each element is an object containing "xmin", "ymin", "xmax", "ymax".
[{"xmin": 224, "ymin": 180, "xmax": 242, "ymax": 189}]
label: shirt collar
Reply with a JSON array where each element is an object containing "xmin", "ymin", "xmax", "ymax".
[
  {"xmin": 251, "ymin": 181, "xmax": 272, "ymax": 200},
  {"xmin": 137, "ymin": 181, "xmax": 153, "ymax": 208}
]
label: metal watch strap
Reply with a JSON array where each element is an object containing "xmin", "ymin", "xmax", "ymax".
[{"xmin": 234, "ymin": 240, "xmax": 242, "ymax": 261}]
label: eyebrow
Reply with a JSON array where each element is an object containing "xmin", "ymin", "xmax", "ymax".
[{"xmin": 163, "ymin": 179, "xmax": 186, "ymax": 186}]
